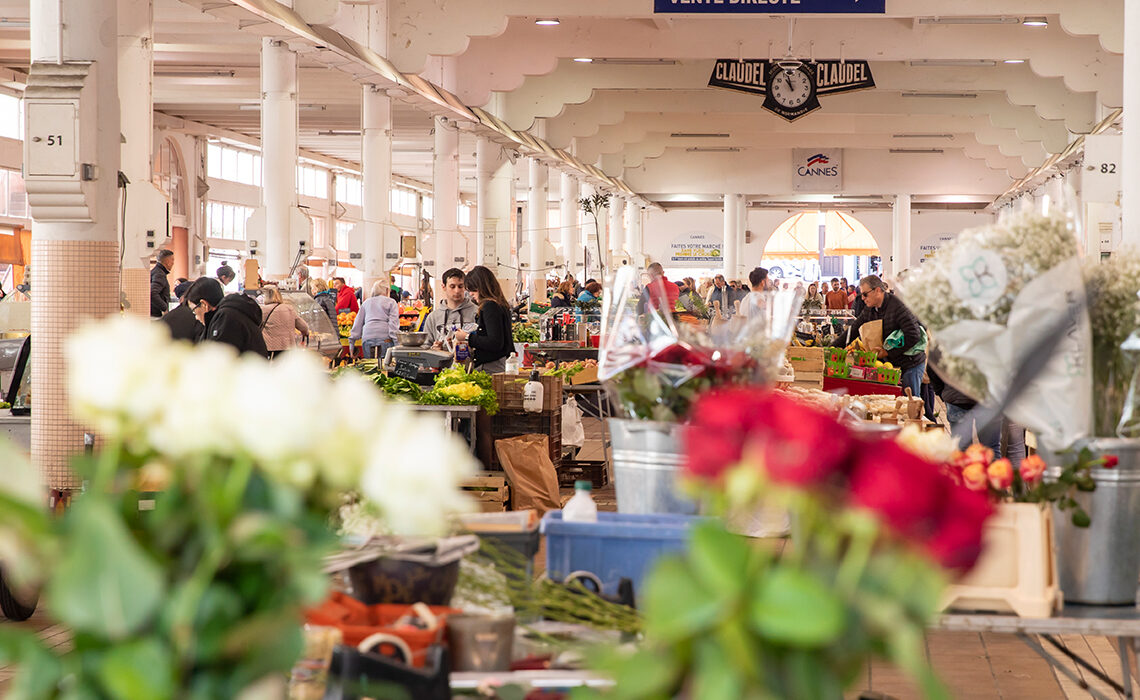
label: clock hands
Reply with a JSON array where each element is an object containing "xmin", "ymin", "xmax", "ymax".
[{"xmin": 782, "ymin": 73, "xmax": 794, "ymax": 93}]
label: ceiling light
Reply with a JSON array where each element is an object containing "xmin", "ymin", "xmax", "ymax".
[
  {"xmin": 318, "ymin": 130, "xmax": 361, "ymax": 136},
  {"xmin": 535, "ymin": 18, "xmax": 560, "ymax": 26},
  {"xmin": 236, "ymin": 103, "xmax": 327, "ymax": 111},
  {"xmin": 918, "ymin": 16, "xmax": 1019, "ymax": 25},
  {"xmin": 900, "ymin": 92, "xmax": 978, "ymax": 98},
  {"xmin": 0, "ymin": 18, "xmax": 30, "ymax": 27},
  {"xmin": 890, "ymin": 148, "xmax": 944, "ymax": 154},
  {"xmin": 908, "ymin": 59, "xmax": 996, "ymax": 67},
  {"xmin": 892, "ymin": 133, "xmax": 954, "ymax": 139},
  {"xmin": 154, "ymin": 69, "xmax": 236, "ymax": 77},
  {"xmin": 591, "ymin": 58, "xmax": 678, "ymax": 66},
  {"xmin": 1004, "ymin": 59, "xmax": 1026, "ymax": 64},
  {"xmin": 573, "ymin": 58, "xmax": 593, "ymax": 63},
  {"xmin": 1023, "ymin": 16, "xmax": 1048, "ymax": 26},
  {"xmin": 686, "ymin": 147, "xmax": 740, "ymax": 153},
  {"xmin": 670, "ymin": 133, "xmax": 730, "ymax": 138}
]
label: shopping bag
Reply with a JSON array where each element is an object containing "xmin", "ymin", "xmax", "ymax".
[
  {"xmin": 860, "ymin": 319, "xmax": 884, "ymax": 350},
  {"xmin": 562, "ymin": 397, "xmax": 585, "ymax": 448},
  {"xmin": 493, "ymin": 435, "xmax": 562, "ymax": 515},
  {"xmin": 885, "ymin": 327, "xmax": 928, "ymax": 356}
]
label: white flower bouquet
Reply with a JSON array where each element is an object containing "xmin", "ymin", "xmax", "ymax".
[
  {"xmin": 1085, "ymin": 250, "xmax": 1140, "ymax": 436},
  {"xmin": 897, "ymin": 200, "xmax": 1092, "ymax": 450}
]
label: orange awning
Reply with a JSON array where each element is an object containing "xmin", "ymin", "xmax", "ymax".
[{"xmin": 763, "ymin": 211, "xmax": 880, "ymax": 259}]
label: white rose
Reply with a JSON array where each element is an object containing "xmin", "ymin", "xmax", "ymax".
[
  {"xmin": 318, "ymin": 374, "xmax": 394, "ymax": 489},
  {"xmin": 145, "ymin": 342, "xmax": 239, "ymax": 460},
  {"xmin": 896, "ymin": 424, "xmax": 958, "ymax": 463}
]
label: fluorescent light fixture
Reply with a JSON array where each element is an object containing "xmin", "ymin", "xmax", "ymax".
[
  {"xmin": 1004, "ymin": 59, "xmax": 1026, "ymax": 64},
  {"xmin": 670, "ymin": 133, "xmax": 730, "ymax": 138},
  {"xmin": 890, "ymin": 148, "xmax": 944, "ymax": 154},
  {"xmin": 237, "ymin": 103, "xmax": 327, "ymax": 111},
  {"xmin": 908, "ymin": 59, "xmax": 996, "ymax": 67},
  {"xmin": 155, "ymin": 69, "xmax": 236, "ymax": 77},
  {"xmin": 1023, "ymin": 16, "xmax": 1048, "ymax": 26},
  {"xmin": 892, "ymin": 133, "xmax": 954, "ymax": 139},
  {"xmin": 918, "ymin": 16, "xmax": 1019, "ymax": 25},
  {"xmin": 901, "ymin": 92, "xmax": 978, "ymax": 98},
  {"xmin": 318, "ymin": 130, "xmax": 361, "ymax": 136},
  {"xmin": 573, "ymin": 58, "xmax": 593, "ymax": 63},
  {"xmin": 0, "ymin": 18, "xmax": 30, "ymax": 27},
  {"xmin": 535, "ymin": 18, "xmax": 560, "ymax": 25},
  {"xmin": 686, "ymin": 146, "xmax": 740, "ymax": 153},
  {"xmin": 592, "ymin": 58, "xmax": 678, "ymax": 66}
]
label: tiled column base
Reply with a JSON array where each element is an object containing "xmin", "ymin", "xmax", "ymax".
[
  {"xmin": 122, "ymin": 267, "xmax": 151, "ymax": 317},
  {"xmin": 31, "ymin": 240, "xmax": 120, "ymax": 490}
]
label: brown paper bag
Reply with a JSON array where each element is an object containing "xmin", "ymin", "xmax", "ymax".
[
  {"xmin": 860, "ymin": 319, "xmax": 884, "ymax": 351},
  {"xmin": 494, "ymin": 434, "xmax": 562, "ymax": 515}
]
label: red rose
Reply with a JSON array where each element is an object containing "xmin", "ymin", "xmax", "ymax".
[
  {"xmin": 925, "ymin": 482, "xmax": 995, "ymax": 572},
  {"xmin": 848, "ymin": 439, "xmax": 946, "ymax": 537},
  {"xmin": 1103, "ymin": 455, "xmax": 1119, "ymax": 469},
  {"xmin": 683, "ymin": 423, "xmax": 746, "ymax": 480}
]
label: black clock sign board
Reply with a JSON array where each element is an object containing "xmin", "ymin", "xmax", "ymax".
[{"xmin": 708, "ymin": 59, "xmax": 875, "ymax": 121}]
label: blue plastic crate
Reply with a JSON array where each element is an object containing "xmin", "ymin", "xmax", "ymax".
[{"xmin": 541, "ymin": 511, "xmax": 703, "ymax": 598}]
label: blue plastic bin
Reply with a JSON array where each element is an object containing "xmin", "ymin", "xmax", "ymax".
[{"xmin": 541, "ymin": 511, "xmax": 703, "ymax": 597}]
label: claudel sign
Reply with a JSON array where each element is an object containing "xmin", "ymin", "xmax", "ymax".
[{"xmin": 708, "ymin": 59, "xmax": 875, "ymax": 121}]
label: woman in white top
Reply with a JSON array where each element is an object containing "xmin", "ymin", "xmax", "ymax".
[{"xmin": 350, "ymin": 279, "xmax": 401, "ymax": 360}]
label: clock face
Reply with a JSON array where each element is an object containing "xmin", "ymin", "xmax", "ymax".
[{"xmin": 770, "ymin": 68, "xmax": 812, "ymax": 108}]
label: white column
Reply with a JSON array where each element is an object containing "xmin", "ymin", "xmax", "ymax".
[
  {"xmin": 28, "ymin": 0, "xmax": 122, "ymax": 488},
  {"xmin": 261, "ymin": 38, "xmax": 298, "ymax": 279},
  {"xmin": 723, "ymin": 193, "xmax": 741, "ymax": 280},
  {"xmin": 626, "ymin": 197, "xmax": 643, "ymax": 263},
  {"xmin": 476, "ymin": 136, "xmax": 513, "ymax": 277},
  {"xmin": 1124, "ymin": 0, "xmax": 1140, "ymax": 244},
  {"xmin": 560, "ymin": 172, "xmax": 580, "ymax": 276},
  {"xmin": 527, "ymin": 158, "xmax": 549, "ymax": 302},
  {"xmin": 892, "ymin": 194, "xmax": 912, "ymax": 276},
  {"xmin": 579, "ymin": 182, "xmax": 598, "ymax": 277},
  {"xmin": 433, "ymin": 114, "xmax": 459, "ymax": 288},
  {"xmin": 609, "ymin": 194, "xmax": 625, "ymax": 263},
  {"xmin": 361, "ymin": 2, "xmax": 391, "ymax": 291}
]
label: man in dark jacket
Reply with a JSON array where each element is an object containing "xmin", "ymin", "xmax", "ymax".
[
  {"xmin": 150, "ymin": 249, "xmax": 175, "ymax": 317},
  {"xmin": 162, "ymin": 277, "xmax": 224, "ymax": 343},
  {"xmin": 928, "ymin": 365, "xmax": 1001, "ymax": 453},
  {"xmin": 851, "ymin": 274, "xmax": 927, "ymax": 399},
  {"xmin": 198, "ymin": 292, "xmax": 269, "ymax": 357}
]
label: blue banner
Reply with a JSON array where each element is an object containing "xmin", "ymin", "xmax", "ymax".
[{"xmin": 655, "ymin": 0, "xmax": 885, "ymax": 13}]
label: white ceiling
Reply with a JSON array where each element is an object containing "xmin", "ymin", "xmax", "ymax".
[{"xmin": 0, "ymin": 0, "xmax": 1125, "ymax": 207}]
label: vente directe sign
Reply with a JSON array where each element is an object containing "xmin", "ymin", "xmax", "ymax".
[
  {"xmin": 709, "ymin": 59, "xmax": 875, "ymax": 121},
  {"xmin": 655, "ymin": 0, "xmax": 885, "ymax": 13}
]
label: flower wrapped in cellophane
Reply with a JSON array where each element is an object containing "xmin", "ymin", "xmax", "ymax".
[
  {"xmin": 897, "ymin": 194, "xmax": 1092, "ymax": 450},
  {"xmin": 598, "ymin": 266, "xmax": 803, "ymax": 422}
]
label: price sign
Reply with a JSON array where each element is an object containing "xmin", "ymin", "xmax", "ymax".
[
  {"xmin": 1083, "ymin": 134, "xmax": 1122, "ymax": 204},
  {"xmin": 392, "ymin": 360, "xmax": 422, "ymax": 382}
]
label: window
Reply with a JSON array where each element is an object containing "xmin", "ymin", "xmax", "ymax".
[
  {"xmin": 335, "ymin": 175, "xmax": 362, "ymax": 207},
  {"xmin": 390, "ymin": 187, "xmax": 418, "ymax": 217},
  {"xmin": 335, "ymin": 220, "xmax": 355, "ymax": 251},
  {"xmin": 0, "ymin": 169, "xmax": 27, "ymax": 219},
  {"xmin": 207, "ymin": 142, "xmax": 262, "ymax": 187},
  {"xmin": 206, "ymin": 201, "xmax": 254, "ymax": 241},
  {"xmin": 297, "ymin": 165, "xmax": 328, "ymax": 199},
  {"xmin": 422, "ymin": 196, "xmax": 433, "ymax": 221},
  {"xmin": 458, "ymin": 204, "xmax": 472, "ymax": 227},
  {"xmin": 152, "ymin": 138, "xmax": 186, "ymax": 217},
  {"xmin": 0, "ymin": 93, "xmax": 22, "ymax": 141}
]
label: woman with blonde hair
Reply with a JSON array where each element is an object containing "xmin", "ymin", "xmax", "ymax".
[
  {"xmin": 259, "ymin": 285, "xmax": 309, "ymax": 359},
  {"xmin": 312, "ymin": 277, "xmax": 336, "ymax": 322},
  {"xmin": 349, "ymin": 278, "xmax": 400, "ymax": 360}
]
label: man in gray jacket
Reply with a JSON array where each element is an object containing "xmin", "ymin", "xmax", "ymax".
[{"xmin": 425, "ymin": 267, "xmax": 478, "ymax": 347}]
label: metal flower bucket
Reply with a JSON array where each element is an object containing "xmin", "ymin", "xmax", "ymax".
[
  {"xmin": 609, "ymin": 419, "xmax": 699, "ymax": 516},
  {"xmin": 1044, "ymin": 438, "xmax": 1140, "ymax": 605}
]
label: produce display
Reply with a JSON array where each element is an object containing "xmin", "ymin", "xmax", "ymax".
[
  {"xmin": 537, "ymin": 359, "xmax": 598, "ymax": 380},
  {"xmin": 336, "ymin": 311, "xmax": 357, "ymax": 339},
  {"xmin": 332, "ymin": 362, "xmax": 499, "ymax": 414},
  {"xmin": 0, "ymin": 401, "xmax": 9, "ymax": 410},
  {"xmin": 822, "ymin": 339, "xmax": 902, "ymax": 385},
  {"xmin": 512, "ymin": 323, "xmax": 540, "ymax": 344}
]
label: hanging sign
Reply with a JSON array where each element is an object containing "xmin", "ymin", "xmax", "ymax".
[
  {"xmin": 709, "ymin": 59, "xmax": 874, "ymax": 121},
  {"xmin": 1082, "ymin": 134, "xmax": 1122, "ymax": 204},
  {"xmin": 792, "ymin": 148, "xmax": 843, "ymax": 192},
  {"xmin": 669, "ymin": 232, "xmax": 723, "ymax": 266},
  {"xmin": 655, "ymin": 0, "xmax": 885, "ymax": 14}
]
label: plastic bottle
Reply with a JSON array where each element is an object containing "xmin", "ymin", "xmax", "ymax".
[
  {"xmin": 504, "ymin": 352, "xmax": 520, "ymax": 374},
  {"xmin": 522, "ymin": 369, "xmax": 544, "ymax": 413},
  {"xmin": 562, "ymin": 480, "xmax": 598, "ymax": 523}
]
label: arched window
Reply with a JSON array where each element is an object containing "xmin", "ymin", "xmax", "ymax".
[{"xmin": 152, "ymin": 138, "xmax": 186, "ymax": 217}]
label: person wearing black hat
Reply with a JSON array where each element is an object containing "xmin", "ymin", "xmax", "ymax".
[
  {"xmin": 162, "ymin": 277, "xmax": 224, "ymax": 343},
  {"xmin": 198, "ymin": 289, "xmax": 269, "ymax": 357}
]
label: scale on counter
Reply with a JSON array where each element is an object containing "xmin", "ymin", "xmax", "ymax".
[{"xmin": 388, "ymin": 347, "xmax": 454, "ymax": 385}]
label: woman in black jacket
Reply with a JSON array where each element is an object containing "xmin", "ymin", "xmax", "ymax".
[
  {"xmin": 453, "ymin": 266, "xmax": 513, "ymax": 374},
  {"xmin": 162, "ymin": 277, "xmax": 223, "ymax": 342}
]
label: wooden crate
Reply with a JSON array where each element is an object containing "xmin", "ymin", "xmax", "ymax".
[
  {"xmin": 557, "ymin": 460, "xmax": 609, "ymax": 489},
  {"xmin": 570, "ymin": 365, "xmax": 599, "ymax": 385},
  {"xmin": 461, "ymin": 473, "xmax": 510, "ymax": 511},
  {"xmin": 490, "ymin": 410, "xmax": 562, "ymax": 469},
  {"xmin": 790, "ymin": 358, "xmax": 825, "ymax": 373},
  {"xmin": 786, "ymin": 346, "xmax": 825, "ymax": 364},
  {"xmin": 493, "ymin": 373, "xmax": 563, "ymax": 413}
]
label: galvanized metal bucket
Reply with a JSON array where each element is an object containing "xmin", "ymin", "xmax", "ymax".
[
  {"xmin": 1044, "ymin": 438, "xmax": 1140, "ymax": 605},
  {"xmin": 609, "ymin": 419, "xmax": 699, "ymax": 516}
]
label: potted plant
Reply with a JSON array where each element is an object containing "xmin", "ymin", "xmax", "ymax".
[{"xmin": 0, "ymin": 317, "xmax": 477, "ymax": 698}]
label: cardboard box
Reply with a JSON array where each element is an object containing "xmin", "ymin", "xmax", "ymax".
[{"xmin": 570, "ymin": 365, "xmax": 599, "ymax": 385}]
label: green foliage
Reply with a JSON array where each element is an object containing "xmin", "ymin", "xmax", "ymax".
[
  {"xmin": 3, "ymin": 445, "xmax": 337, "ymax": 699},
  {"xmin": 512, "ymin": 323, "xmax": 540, "ymax": 343},
  {"xmin": 612, "ymin": 366, "xmax": 712, "ymax": 422}
]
